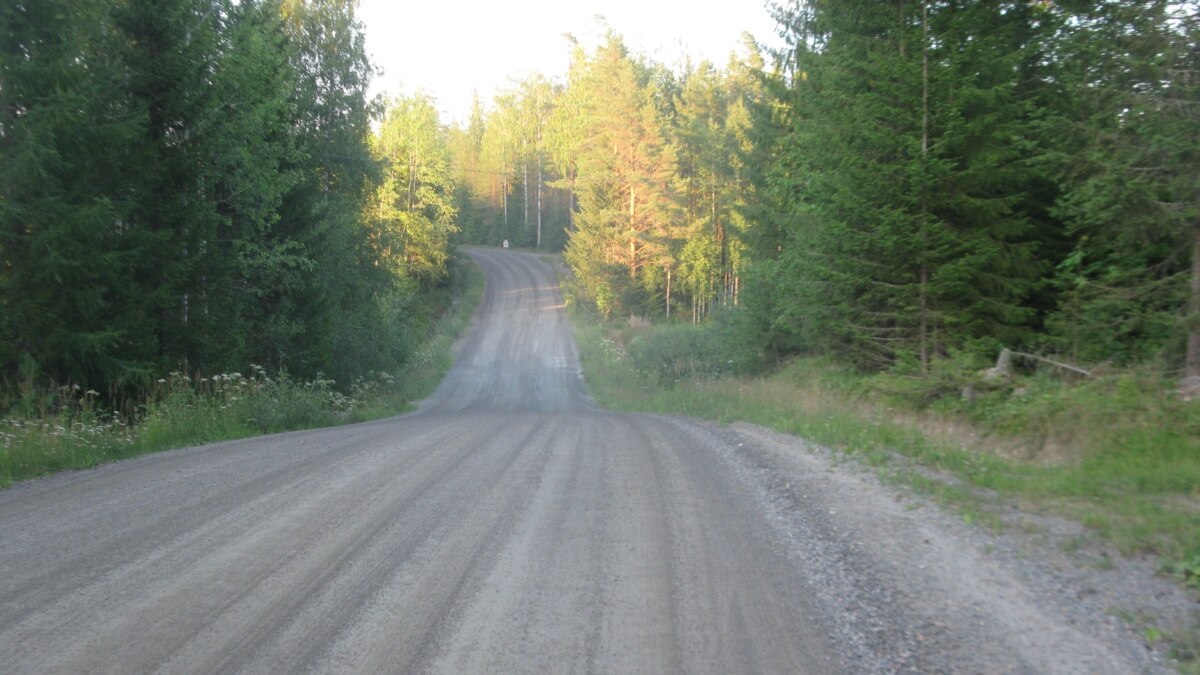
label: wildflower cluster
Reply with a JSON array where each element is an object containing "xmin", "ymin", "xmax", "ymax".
[
  {"xmin": 143, "ymin": 366, "xmax": 364, "ymax": 433},
  {"xmin": 349, "ymin": 370, "xmax": 397, "ymax": 408},
  {"xmin": 2, "ymin": 365, "xmax": 405, "ymax": 486},
  {"xmin": 599, "ymin": 337, "xmax": 627, "ymax": 363},
  {"xmin": 0, "ymin": 385, "xmax": 134, "ymax": 482}
]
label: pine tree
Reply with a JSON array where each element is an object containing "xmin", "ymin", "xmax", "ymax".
[
  {"xmin": 672, "ymin": 48, "xmax": 764, "ymax": 322},
  {"xmin": 673, "ymin": 60, "xmax": 727, "ymax": 322},
  {"xmin": 448, "ymin": 94, "xmax": 489, "ymax": 245},
  {"xmin": 275, "ymin": 0, "xmax": 388, "ymax": 379},
  {"xmin": 563, "ymin": 33, "xmax": 679, "ymax": 317}
]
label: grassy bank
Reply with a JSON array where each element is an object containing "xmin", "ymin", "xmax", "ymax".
[
  {"xmin": 0, "ymin": 253, "xmax": 484, "ymax": 488},
  {"xmin": 573, "ymin": 313, "xmax": 1200, "ymax": 666},
  {"xmin": 572, "ymin": 315, "xmax": 1200, "ymax": 577}
]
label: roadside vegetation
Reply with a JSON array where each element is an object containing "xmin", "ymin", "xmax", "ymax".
[
  {"xmin": 571, "ymin": 309, "xmax": 1199, "ymax": 660},
  {"xmin": 2, "ymin": 0, "xmax": 482, "ymax": 487},
  {"xmin": 0, "ymin": 254, "xmax": 482, "ymax": 488},
  {"xmin": 7, "ymin": 0, "xmax": 1197, "ymax": 660},
  {"xmin": 3, "ymin": 0, "xmax": 465, "ymax": 453}
]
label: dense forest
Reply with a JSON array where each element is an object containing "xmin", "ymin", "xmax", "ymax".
[
  {"xmin": 759, "ymin": 0, "xmax": 1200, "ymax": 376},
  {"xmin": 3, "ymin": 0, "xmax": 1199, "ymax": 403},
  {"xmin": 1, "ymin": 0, "xmax": 460, "ymax": 400},
  {"xmin": 451, "ymin": 0, "xmax": 1200, "ymax": 380},
  {"xmin": 448, "ymin": 34, "xmax": 764, "ymax": 324}
]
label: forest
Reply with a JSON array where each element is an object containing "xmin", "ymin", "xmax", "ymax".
[
  {"xmin": 3, "ymin": 0, "xmax": 1199, "ymax": 402},
  {"xmin": 452, "ymin": 0, "xmax": 1200, "ymax": 383},
  {"xmin": 2, "ymin": 0, "xmax": 458, "ymax": 402}
]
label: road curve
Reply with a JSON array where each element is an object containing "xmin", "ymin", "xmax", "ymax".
[{"xmin": 0, "ymin": 248, "xmax": 1165, "ymax": 673}]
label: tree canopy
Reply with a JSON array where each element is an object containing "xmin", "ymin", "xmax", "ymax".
[
  {"xmin": 1, "ymin": 0, "xmax": 460, "ymax": 398},
  {"xmin": 454, "ymin": 3, "xmax": 1200, "ymax": 379},
  {"xmin": 5, "ymin": 0, "xmax": 1199, "ymax": 400}
]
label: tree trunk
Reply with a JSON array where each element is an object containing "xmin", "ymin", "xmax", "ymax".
[
  {"xmin": 629, "ymin": 184, "xmax": 637, "ymax": 278},
  {"xmin": 918, "ymin": 0, "xmax": 930, "ymax": 374},
  {"xmin": 665, "ymin": 266, "xmax": 671, "ymax": 319},
  {"xmin": 408, "ymin": 152, "xmax": 418, "ymax": 211},
  {"xmin": 919, "ymin": 265, "xmax": 929, "ymax": 373},
  {"xmin": 1187, "ymin": 221, "xmax": 1200, "ymax": 377},
  {"xmin": 536, "ymin": 158, "xmax": 542, "ymax": 248},
  {"xmin": 568, "ymin": 174, "xmax": 575, "ymax": 232}
]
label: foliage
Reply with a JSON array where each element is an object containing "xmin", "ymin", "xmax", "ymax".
[
  {"xmin": 0, "ymin": 386, "xmax": 135, "ymax": 483},
  {"xmin": 368, "ymin": 93, "xmax": 459, "ymax": 284},
  {"xmin": 1169, "ymin": 556, "xmax": 1200, "ymax": 591},
  {"xmin": 450, "ymin": 75, "xmax": 572, "ymax": 251},
  {"xmin": 573, "ymin": 308, "xmax": 1200, "ymax": 573},
  {"xmin": 0, "ymin": 0, "xmax": 461, "ymax": 404},
  {"xmin": 0, "ymin": 252, "xmax": 484, "ymax": 487},
  {"xmin": 1043, "ymin": 1, "xmax": 1200, "ymax": 372},
  {"xmin": 455, "ymin": 5, "xmax": 1200, "ymax": 385},
  {"xmin": 757, "ymin": 0, "xmax": 1047, "ymax": 370},
  {"xmin": 561, "ymin": 34, "xmax": 680, "ymax": 317},
  {"xmin": 452, "ymin": 30, "xmax": 764, "ymax": 324},
  {"xmin": 623, "ymin": 310, "xmax": 766, "ymax": 384},
  {"xmin": 750, "ymin": 0, "xmax": 1200, "ymax": 377}
]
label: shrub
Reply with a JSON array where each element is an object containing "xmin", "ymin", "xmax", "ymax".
[{"xmin": 625, "ymin": 310, "xmax": 766, "ymax": 385}]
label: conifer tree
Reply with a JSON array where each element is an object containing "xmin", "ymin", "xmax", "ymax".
[
  {"xmin": 563, "ymin": 33, "xmax": 679, "ymax": 317},
  {"xmin": 1049, "ymin": 1, "xmax": 1200, "ymax": 374},
  {"xmin": 763, "ymin": 0, "xmax": 1045, "ymax": 369},
  {"xmin": 0, "ymin": 0, "xmax": 146, "ymax": 388},
  {"xmin": 275, "ymin": 0, "xmax": 387, "ymax": 378}
]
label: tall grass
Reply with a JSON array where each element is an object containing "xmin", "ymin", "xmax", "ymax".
[
  {"xmin": 0, "ymin": 253, "xmax": 484, "ymax": 488},
  {"xmin": 0, "ymin": 387, "xmax": 137, "ymax": 481}
]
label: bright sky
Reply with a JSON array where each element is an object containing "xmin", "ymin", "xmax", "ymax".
[{"xmin": 356, "ymin": 0, "xmax": 783, "ymax": 125}]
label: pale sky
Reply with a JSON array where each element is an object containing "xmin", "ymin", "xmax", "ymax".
[{"xmin": 356, "ymin": 0, "xmax": 783, "ymax": 125}]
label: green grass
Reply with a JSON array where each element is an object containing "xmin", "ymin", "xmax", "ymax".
[
  {"xmin": 572, "ymin": 316, "xmax": 1200, "ymax": 564},
  {"xmin": 572, "ymin": 313, "xmax": 1200, "ymax": 668},
  {"xmin": 0, "ymin": 253, "xmax": 484, "ymax": 488}
]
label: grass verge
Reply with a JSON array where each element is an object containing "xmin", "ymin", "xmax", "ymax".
[
  {"xmin": 572, "ymin": 314, "xmax": 1200, "ymax": 569},
  {"xmin": 0, "ymin": 253, "xmax": 484, "ymax": 488},
  {"xmin": 572, "ymin": 314, "xmax": 1200, "ymax": 667}
]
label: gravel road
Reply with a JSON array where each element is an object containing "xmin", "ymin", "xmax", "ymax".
[{"xmin": 0, "ymin": 248, "xmax": 1181, "ymax": 673}]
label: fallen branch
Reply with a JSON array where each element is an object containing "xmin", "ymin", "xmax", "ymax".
[{"xmin": 1000, "ymin": 348, "xmax": 1093, "ymax": 378}]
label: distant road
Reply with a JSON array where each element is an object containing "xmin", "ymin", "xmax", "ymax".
[{"xmin": 0, "ymin": 248, "xmax": 1160, "ymax": 673}]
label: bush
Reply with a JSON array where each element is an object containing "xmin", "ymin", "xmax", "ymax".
[{"xmin": 625, "ymin": 310, "xmax": 766, "ymax": 385}]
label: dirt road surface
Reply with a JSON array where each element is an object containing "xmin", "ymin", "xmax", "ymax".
[{"xmin": 0, "ymin": 248, "xmax": 1174, "ymax": 673}]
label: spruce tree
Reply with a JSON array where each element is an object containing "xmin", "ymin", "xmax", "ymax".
[
  {"xmin": 1049, "ymin": 1, "xmax": 1200, "ymax": 374},
  {"xmin": 0, "ymin": 0, "xmax": 148, "ymax": 390},
  {"xmin": 763, "ymin": 0, "xmax": 1046, "ymax": 369}
]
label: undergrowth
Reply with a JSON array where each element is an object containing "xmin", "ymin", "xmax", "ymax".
[{"xmin": 0, "ymin": 252, "xmax": 483, "ymax": 488}]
